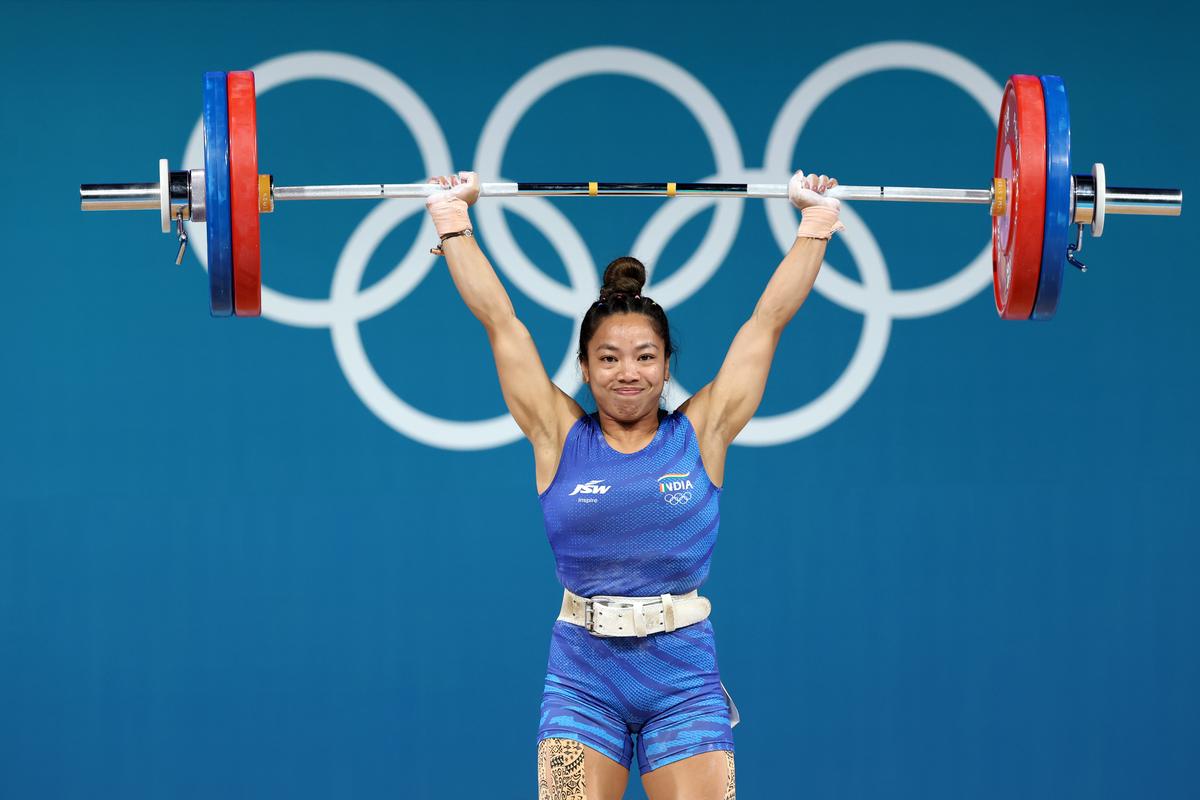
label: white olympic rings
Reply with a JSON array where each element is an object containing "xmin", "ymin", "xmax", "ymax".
[
  {"xmin": 181, "ymin": 43, "xmax": 1004, "ymax": 451},
  {"xmin": 664, "ymin": 492, "xmax": 692, "ymax": 505}
]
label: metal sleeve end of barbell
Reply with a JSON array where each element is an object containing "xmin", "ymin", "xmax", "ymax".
[
  {"xmin": 80, "ymin": 182, "xmax": 163, "ymax": 211},
  {"xmin": 79, "ymin": 158, "xmax": 200, "ymax": 226},
  {"xmin": 1070, "ymin": 163, "xmax": 1183, "ymax": 241}
]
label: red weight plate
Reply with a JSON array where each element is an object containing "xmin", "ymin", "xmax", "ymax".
[
  {"xmin": 227, "ymin": 71, "xmax": 262, "ymax": 317},
  {"xmin": 992, "ymin": 75, "xmax": 1046, "ymax": 320}
]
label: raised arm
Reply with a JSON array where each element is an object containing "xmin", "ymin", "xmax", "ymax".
[
  {"xmin": 680, "ymin": 171, "xmax": 843, "ymax": 481},
  {"xmin": 427, "ymin": 173, "xmax": 584, "ymax": 458}
]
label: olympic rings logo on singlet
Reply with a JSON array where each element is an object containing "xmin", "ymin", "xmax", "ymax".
[
  {"xmin": 181, "ymin": 44, "xmax": 1003, "ymax": 451},
  {"xmin": 663, "ymin": 492, "xmax": 692, "ymax": 506}
]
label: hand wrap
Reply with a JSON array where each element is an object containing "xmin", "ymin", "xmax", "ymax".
[
  {"xmin": 796, "ymin": 206, "xmax": 845, "ymax": 240},
  {"xmin": 425, "ymin": 171, "xmax": 479, "ymax": 237}
]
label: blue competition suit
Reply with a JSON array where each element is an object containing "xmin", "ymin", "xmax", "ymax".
[{"xmin": 536, "ymin": 410, "xmax": 735, "ymax": 774}]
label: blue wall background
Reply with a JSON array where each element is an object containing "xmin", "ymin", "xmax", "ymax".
[{"xmin": 2, "ymin": 1, "xmax": 1197, "ymax": 797}]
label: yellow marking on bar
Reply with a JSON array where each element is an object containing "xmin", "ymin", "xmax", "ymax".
[
  {"xmin": 667, "ymin": 182, "xmax": 676, "ymax": 197},
  {"xmin": 589, "ymin": 181, "xmax": 598, "ymax": 196},
  {"xmin": 990, "ymin": 177, "xmax": 1007, "ymax": 217},
  {"xmin": 258, "ymin": 175, "xmax": 274, "ymax": 213}
]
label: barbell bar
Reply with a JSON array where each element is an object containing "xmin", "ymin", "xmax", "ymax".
[
  {"xmin": 80, "ymin": 178, "xmax": 998, "ymax": 206},
  {"xmin": 79, "ymin": 70, "xmax": 1183, "ymax": 320}
]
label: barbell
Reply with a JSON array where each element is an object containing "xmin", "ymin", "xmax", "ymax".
[{"xmin": 79, "ymin": 70, "xmax": 1183, "ymax": 320}]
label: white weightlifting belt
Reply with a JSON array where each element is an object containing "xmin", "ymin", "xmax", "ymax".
[{"xmin": 557, "ymin": 588, "xmax": 711, "ymax": 638}]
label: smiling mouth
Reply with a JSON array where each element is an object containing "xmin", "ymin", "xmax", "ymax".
[{"xmin": 614, "ymin": 388, "xmax": 643, "ymax": 395}]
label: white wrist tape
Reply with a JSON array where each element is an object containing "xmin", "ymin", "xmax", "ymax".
[{"xmin": 796, "ymin": 205, "xmax": 845, "ymax": 239}]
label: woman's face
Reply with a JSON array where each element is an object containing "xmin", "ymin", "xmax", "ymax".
[{"xmin": 581, "ymin": 313, "xmax": 669, "ymax": 423}]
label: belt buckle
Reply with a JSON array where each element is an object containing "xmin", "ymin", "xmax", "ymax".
[
  {"xmin": 586, "ymin": 596, "xmax": 637, "ymax": 637},
  {"xmin": 582, "ymin": 597, "xmax": 620, "ymax": 633},
  {"xmin": 583, "ymin": 599, "xmax": 595, "ymax": 632}
]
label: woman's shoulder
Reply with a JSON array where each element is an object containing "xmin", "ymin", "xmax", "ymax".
[
  {"xmin": 565, "ymin": 411, "xmax": 600, "ymax": 442},
  {"xmin": 663, "ymin": 407, "xmax": 695, "ymax": 437}
]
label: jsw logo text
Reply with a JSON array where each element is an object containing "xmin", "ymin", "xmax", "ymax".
[{"xmin": 569, "ymin": 480, "xmax": 612, "ymax": 496}]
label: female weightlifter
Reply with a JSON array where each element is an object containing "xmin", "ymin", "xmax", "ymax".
[{"xmin": 425, "ymin": 169, "xmax": 842, "ymax": 800}]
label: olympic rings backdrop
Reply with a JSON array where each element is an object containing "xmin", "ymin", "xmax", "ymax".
[{"xmin": 3, "ymin": 1, "xmax": 1197, "ymax": 798}]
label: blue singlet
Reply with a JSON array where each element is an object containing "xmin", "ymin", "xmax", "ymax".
[{"xmin": 535, "ymin": 410, "xmax": 735, "ymax": 774}]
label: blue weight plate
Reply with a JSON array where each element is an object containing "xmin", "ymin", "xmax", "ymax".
[
  {"xmin": 1032, "ymin": 75, "xmax": 1071, "ymax": 320},
  {"xmin": 203, "ymin": 71, "xmax": 234, "ymax": 316}
]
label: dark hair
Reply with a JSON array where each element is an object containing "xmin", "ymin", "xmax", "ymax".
[{"xmin": 578, "ymin": 256, "xmax": 675, "ymax": 362}]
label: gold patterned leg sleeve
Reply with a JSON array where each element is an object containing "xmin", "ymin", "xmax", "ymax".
[
  {"xmin": 538, "ymin": 738, "xmax": 587, "ymax": 800},
  {"xmin": 724, "ymin": 751, "xmax": 736, "ymax": 800}
]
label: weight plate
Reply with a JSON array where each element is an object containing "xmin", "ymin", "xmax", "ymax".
[
  {"xmin": 1032, "ymin": 75, "xmax": 1071, "ymax": 321},
  {"xmin": 227, "ymin": 71, "xmax": 262, "ymax": 317},
  {"xmin": 202, "ymin": 71, "xmax": 234, "ymax": 316},
  {"xmin": 992, "ymin": 75, "xmax": 1047, "ymax": 320}
]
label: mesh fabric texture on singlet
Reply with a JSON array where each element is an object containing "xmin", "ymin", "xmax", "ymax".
[{"xmin": 536, "ymin": 410, "xmax": 734, "ymax": 774}]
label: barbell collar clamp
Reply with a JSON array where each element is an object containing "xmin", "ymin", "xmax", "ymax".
[{"xmin": 1066, "ymin": 223, "xmax": 1087, "ymax": 272}]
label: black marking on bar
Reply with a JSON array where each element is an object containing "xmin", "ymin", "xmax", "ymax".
[
  {"xmin": 515, "ymin": 183, "xmax": 586, "ymax": 192},
  {"xmin": 599, "ymin": 183, "xmax": 666, "ymax": 192},
  {"xmin": 675, "ymin": 183, "xmax": 747, "ymax": 193}
]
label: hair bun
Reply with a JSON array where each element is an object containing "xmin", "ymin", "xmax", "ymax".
[{"xmin": 599, "ymin": 256, "xmax": 647, "ymax": 302}]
